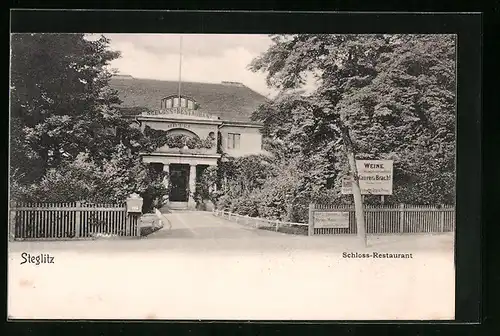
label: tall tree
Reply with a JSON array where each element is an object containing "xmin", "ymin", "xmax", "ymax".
[
  {"xmin": 10, "ymin": 33, "xmax": 121, "ymax": 184},
  {"xmin": 250, "ymin": 34, "xmax": 456, "ymax": 244},
  {"xmin": 10, "ymin": 34, "xmax": 170, "ymax": 210}
]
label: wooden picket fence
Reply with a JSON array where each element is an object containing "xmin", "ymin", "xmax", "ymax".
[
  {"xmin": 9, "ymin": 201, "xmax": 141, "ymax": 241},
  {"xmin": 214, "ymin": 204, "xmax": 455, "ymax": 236},
  {"xmin": 309, "ymin": 203, "xmax": 455, "ymax": 236},
  {"xmin": 213, "ymin": 209, "xmax": 308, "ymax": 232}
]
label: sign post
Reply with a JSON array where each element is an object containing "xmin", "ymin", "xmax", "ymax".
[
  {"xmin": 126, "ymin": 193, "xmax": 143, "ymax": 237},
  {"xmin": 341, "ymin": 160, "xmax": 394, "ymax": 196},
  {"xmin": 313, "ymin": 211, "xmax": 350, "ymax": 229}
]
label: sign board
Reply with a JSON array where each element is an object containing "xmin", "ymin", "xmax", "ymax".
[
  {"xmin": 314, "ymin": 211, "xmax": 350, "ymax": 229},
  {"xmin": 164, "ymin": 122, "xmax": 192, "ymax": 129},
  {"xmin": 341, "ymin": 160, "xmax": 393, "ymax": 195},
  {"xmin": 126, "ymin": 194, "xmax": 143, "ymax": 213},
  {"xmin": 146, "ymin": 107, "xmax": 215, "ymax": 119},
  {"xmin": 341, "ymin": 176, "xmax": 353, "ymax": 195}
]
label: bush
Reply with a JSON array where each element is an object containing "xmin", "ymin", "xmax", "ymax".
[
  {"xmin": 10, "ymin": 150, "xmax": 168, "ymax": 210},
  {"xmin": 232, "ymin": 194, "xmax": 260, "ymax": 217},
  {"xmin": 11, "ymin": 153, "xmax": 100, "ymax": 203},
  {"xmin": 141, "ymin": 180, "xmax": 167, "ymax": 213}
]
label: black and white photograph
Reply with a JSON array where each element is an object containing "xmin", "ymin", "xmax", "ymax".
[{"xmin": 9, "ymin": 28, "xmax": 460, "ymax": 320}]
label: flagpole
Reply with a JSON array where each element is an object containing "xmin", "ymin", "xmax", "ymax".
[{"xmin": 178, "ymin": 35, "xmax": 183, "ymax": 109}]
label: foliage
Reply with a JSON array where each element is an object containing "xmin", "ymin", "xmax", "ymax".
[
  {"xmin": 198, "ymin": 155, "xmax": 273, "ymax": 207},
  {"xmin": 9, "ymin": 34, "xmax": 168, "ymax": 208},
  {"xmin": 10, "ymin": 34, "xmax": 122, "ymax": 184},
  {"xmin": 144, "ymin": 126, "xmax": 215, "ymax": 150},
  {"xmin": 209, "ymin": 34, "xmax": 456, "ymax": 223},
  {"xmin": 14, "ymin": 154, "xmax": 100, "ymax": 203},
  {"xmin": 249, "ymin": 34, "xmax": 456, "ymax": 205},
  {"xmin": 195, "ymin": 165, "xmax": 221, "ymax": 206},
  {"xmin": 14, "ymin": 150, "xmax": 166, "ymax": 212}
]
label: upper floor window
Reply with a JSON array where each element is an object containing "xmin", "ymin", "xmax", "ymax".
[
  {"xmin": 161, "ymin": 95, "xmax": 198, "ymax": 110},
  {"xmin": 227, "ymin": 133, "xmax": 241, "ymax": 149}
]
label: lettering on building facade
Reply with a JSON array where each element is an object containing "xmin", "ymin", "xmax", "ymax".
[
  {"xmin": 144, "ymin": 107, "xmax": 216, "ymax": 119},
  {"xmin": 164, "ymin": 123, "xmax": 192, "ymax": 129}
]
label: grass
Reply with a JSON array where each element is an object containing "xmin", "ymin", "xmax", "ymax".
[{"xmin": 260, "ymin": 225, "xmax": 308, "ymax": 235}]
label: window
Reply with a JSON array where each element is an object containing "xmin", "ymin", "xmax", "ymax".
[
  {"xmin": 161, "ymin": 96, "xmax": 198, "ymax": 111},
  {"xmin": 227, "ymin": 133, "xmax": 241, "ymax": 149}
]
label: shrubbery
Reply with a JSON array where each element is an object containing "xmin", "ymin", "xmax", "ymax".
[
  {"xmin": 11, "ymin": 150, "xmax": 167, "ymax": 213},
  {"xmin": 144, "ymin": 126, "xmax": 215, "ymax": 149},
  {"xmin": 9, "ymin": 34, "xmax": 170, "ymax": 212},
  {"xmin": 197, "ymin": 155, "xmax": 322, "ymax": 223}
]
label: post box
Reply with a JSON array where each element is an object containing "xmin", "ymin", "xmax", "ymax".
[{"xmin": 126, "ymin": 193, "xmax": 143, "ymax": 213}]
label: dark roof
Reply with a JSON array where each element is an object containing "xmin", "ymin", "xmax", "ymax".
[{"xmin": 110, "ymin": 76, "xmax": 268, "ymax": 122}]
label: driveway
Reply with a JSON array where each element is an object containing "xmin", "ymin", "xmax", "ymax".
[{"xmin": 150, "ymin": 210, "xmax": 286, "ymax": 239}]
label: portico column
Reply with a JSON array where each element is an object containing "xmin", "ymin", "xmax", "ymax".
[
  {"xmin": 188, "ymin": 164, "xmax": 197, "ymax": 208},
  {"xmin": 162, "ymin": 164, "xmax": 170, "ymax": 189},
  {"xmin": 210, "ymin": 164, "xmax": 217, "ymax": 192}
]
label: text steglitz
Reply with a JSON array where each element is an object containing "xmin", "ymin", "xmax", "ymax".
[
  {"xmin": 20, "ymin": 253, "xmax": 55, "ymax": 265},
  {"xmin": 342, "ymin": 252, "xmax": 413, "ymax": 259}
]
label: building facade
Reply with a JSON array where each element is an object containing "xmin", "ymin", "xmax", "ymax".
[{"xmin": 111, "ymin": 76, "xmax": 268, "ymax": 209}]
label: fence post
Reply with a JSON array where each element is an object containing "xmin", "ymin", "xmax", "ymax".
[
  {"xmin": 275, "ymin": 220, "xmax": 280, "ymax": 232},
  {"xmin": 9, "ymin": 201, "xmax": 16, "ymax": 242},
  {"xmin": 439, "ymin": 204, "xmax": 445, "ymax": 232},
  {"xmin": 399, "ymin": 203, "xmax": 405, "ymax": 234},
  {"xmin": 308, "ymin": 203, "xmax": 315, "ymax": 236},
  {"xmin": 75, "ymin": 201, "xmax": 81, "ymax": 238}
]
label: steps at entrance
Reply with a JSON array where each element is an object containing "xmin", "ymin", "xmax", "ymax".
[{"xmin": 168, "ymin": 201, "xmax": 189, "ymax": 210}]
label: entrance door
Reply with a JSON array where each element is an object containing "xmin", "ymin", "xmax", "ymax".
[{"xmin": 169, "ymin": 164, "xmax": 189, "ymax": 202}]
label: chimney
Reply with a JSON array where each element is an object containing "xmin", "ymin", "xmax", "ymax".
[
  {"xmin": 221, "ymin": 81, "xmax": 244, "ymax": 87},
  {"xmin": 112, "ymin": 74, "xmax": 134, "ymax": 79}
]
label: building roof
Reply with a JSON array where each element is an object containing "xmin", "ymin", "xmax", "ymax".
[{"xmin": 110, "ymin": 76, "xmax": 269, "ymax": 122}]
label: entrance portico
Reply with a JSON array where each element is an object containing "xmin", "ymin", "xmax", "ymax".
[
  {"xmin": 125, "ymin": 82, "xmax": 264, "ymax": 211},
  {"xmin": 142, "ymin": 153, "xmax": 219, "ymax": 209}
]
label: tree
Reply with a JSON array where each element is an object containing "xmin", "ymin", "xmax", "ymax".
[
  {"xmin": 250, "ymin": 34, "xmax": 456, "ymax": 245},
  {"xmin": 10, "ymin": 34, "xmax": 169, "ymax": 208},
  {"xmin": 10, "ymin": 33, "xmax": 122, "ymax": 185}
]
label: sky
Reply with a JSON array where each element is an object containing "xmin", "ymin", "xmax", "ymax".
[{"xmin": 99, "ymin": 34, "xmax": 278, "ymax": 97}]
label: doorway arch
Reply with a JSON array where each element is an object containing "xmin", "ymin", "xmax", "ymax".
[{"xmin": 166, "ymin": 128, "xmax": 200, "ymax": 139}]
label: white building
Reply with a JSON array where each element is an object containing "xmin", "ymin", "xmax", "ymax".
[{"xmin": 111, "ymin": 75, "xmax": 268, "ymax": 209}]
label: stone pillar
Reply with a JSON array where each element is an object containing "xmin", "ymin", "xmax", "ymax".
[
  {"xmin": 210, "ymin": 164, "xmax": 217, "ymax": 192},
  {"xmin": 162, "ymin": 164, "xmax": 170, "ymax": 190},
  {"xmin": 188, "ymin": 164, "xmax": 197, "ymax": 209},
  {"xmin": 207, "ymin": 164, "xmax": 217, "ymax": 211}
]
